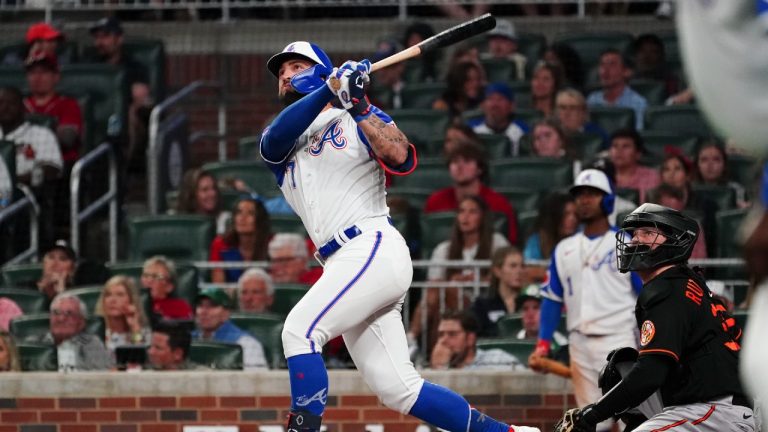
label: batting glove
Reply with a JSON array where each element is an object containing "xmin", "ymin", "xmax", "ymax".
[
  {"xmin": 339, "ymin": 59, "xmax": 372, "ymax": 84},
  {"xmin": 335, "ymin": 68, "xmax": 372, "ymax": 122}
]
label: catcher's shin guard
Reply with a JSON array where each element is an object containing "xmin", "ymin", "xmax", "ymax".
[{"xmin": 286, "ymin": 410, "xmax": 323, "ymax": 432}]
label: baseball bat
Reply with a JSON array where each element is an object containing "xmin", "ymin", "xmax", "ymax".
[
  {"xmin": 529, "ymin": 356, "xmax": 572, "ymax": 379},
  {"xmin": 370, "ymin": 13, "xmax": 497, "ymax": 72}
]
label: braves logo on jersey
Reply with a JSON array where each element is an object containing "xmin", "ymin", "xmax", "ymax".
[{"xmin": 309, "ymin": 118, "xmax": 348, "ymax": 156}]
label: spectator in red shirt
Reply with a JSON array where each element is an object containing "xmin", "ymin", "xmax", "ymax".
[
  {"xmin": 268, "ymin": 233, "xmax": 322, "ymax": 285},
  {"xmin": 424, "ymin": 142, "xmax": 518, "ymax": 244},
  {"xmin": 23, "ymin": 50, "xmax": 83, "ymax": 166},
  {"xmin": 140, "ymin": 255, "xmax": 193, "ymax": 321}
]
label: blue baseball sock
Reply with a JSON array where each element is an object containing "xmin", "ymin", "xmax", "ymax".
[
  {"xmin": 287, "ymin": 353, "xmax": 329, "ymax": 416},
  {"xmin": 409, "ymin": 381, "xmax": 509, "ymax": 432}
]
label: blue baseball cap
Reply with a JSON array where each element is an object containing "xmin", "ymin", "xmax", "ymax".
[{"xmin": 484, "ymin": 82, "xmax": 515, "ymax": 102}]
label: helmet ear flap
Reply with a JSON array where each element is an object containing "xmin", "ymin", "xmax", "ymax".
[
  {"xmin": 290, "ymin": 64, "xmax": 332, "ymax": 94},
  {"xmin": 601, "ymin": 193, "xmax": 615, "ymax": 215}
]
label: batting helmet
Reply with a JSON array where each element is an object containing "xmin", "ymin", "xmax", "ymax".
[
  {"xmin": 615, "ymin": 203, "xmax": 699, "ymax": 273},
  {"xmin": 569, "ymin": 169, "xmax": 615, "ymax": 215},
  {"xmin": 267, "ymin": 41, "xmax": 333, "ymax": 94}
]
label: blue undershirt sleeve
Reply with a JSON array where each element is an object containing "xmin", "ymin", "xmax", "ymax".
[
  {"xmin": 539, "ymin": 297, "xmax": 562, "ymax": 343},
  {"xmin": 260, "ymin": 85, "xmax": 335, "ymax": 166}
]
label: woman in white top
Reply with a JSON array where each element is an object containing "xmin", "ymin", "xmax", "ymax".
[
  {"xmin": 95, "ymin": 275, "xmax": 151, "ymax": 359},
  {"xmin": 409, "ymin": 196, "xmax": 509, "ymax": 358}
]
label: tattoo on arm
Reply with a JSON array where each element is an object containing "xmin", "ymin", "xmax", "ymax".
[{"xmin": 364, "ymin": 115, "xmax": 408, "ymax": 164}]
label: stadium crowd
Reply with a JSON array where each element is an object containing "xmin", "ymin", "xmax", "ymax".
[{"xmin": 0, "ymin": 14, "xmax": 758, "ymax": 374}]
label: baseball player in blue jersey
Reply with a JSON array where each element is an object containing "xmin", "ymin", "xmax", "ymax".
[
  {"xmin": 259, "ymin": 41, "xmax": 539, "ymax": 432},
  {"xmin": 529, "ymin": 169, "xmax": 642, "ymax": 432}
]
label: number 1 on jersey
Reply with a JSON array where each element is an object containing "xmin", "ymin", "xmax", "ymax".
[{"xmin": 286, "ymin": 160, "xmax": 297, "ymax": 189}]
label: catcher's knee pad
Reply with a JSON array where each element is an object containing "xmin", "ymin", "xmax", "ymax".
[{"xmin": 598, "ymin": 346, "xmax": 638, "ymax": 395}]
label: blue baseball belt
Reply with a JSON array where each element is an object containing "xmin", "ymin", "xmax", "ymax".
[{"xmin": 315, "ymin": 217, "xmax": 393, "ymax": 262}]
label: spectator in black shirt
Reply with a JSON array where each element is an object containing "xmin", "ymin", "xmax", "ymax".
[{"xmin": 87, "ymin": 17, "xmax": 152, "ymax": 172}]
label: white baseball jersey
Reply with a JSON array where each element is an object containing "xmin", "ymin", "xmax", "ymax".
[
  {"xmin": 262, "ymin": 107, "xmax": 392, "ymax": 247},
  {"xmin": 541, "ymin": 228, "xmax": 642, "ymax": 336},
  {"xmin": 0, "ymin": 122, "xmax": 62, "ymax": 177}
]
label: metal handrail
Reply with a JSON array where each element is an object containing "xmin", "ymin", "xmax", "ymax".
[
  {"xmin": 147, "ymin": 80, "xmax": 226, "ymax": 215},
  {"xmin": 0, "ymin": 185, "xmax": 39, "ymax": 266},
  {"xmin": 70, "ymin": 142, "xmax": 118, "ymax": 262}
]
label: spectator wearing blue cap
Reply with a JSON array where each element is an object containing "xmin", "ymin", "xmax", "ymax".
[
  {"xmin": 369, "ymin": 38, "xmax": 406, "ymax": 110},
  {"xmin": 468, "ymin": 82, "xmax": 529, "ymax": 156}
]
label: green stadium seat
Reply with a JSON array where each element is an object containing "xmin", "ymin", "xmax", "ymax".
[
  {"xmin": 570, "ymin": 132, "xmax": 605, "ymax": 162},
  {"xmin": 616, "ymin": 188, "xmax": 640, "ymax": 205},
  {"xmin": 1, "ymin": 263, "xmax": 42, "ymax": 288},
  {"xmin": 403, "ymin": 60, "xmax": 424, "ymax": 84},
  {"xmin": 16, "ymin": 343, "xmax": 58, "ymax": 371},
  {"xmin": 189, "ymin": 341, "xmax": 243, "ymax": 370},
  {"xmin": 202, "ymin": 160, "xmax": 280, "ymax": 198},
  {"xmin": 238, "ymin": 135, "xmax": 260, "ymax": 160},
  {"xmin": 391, "ymin": 159, "xmax": 451, "ymax": 190},
  {"xmin": 554, "ymin": 31, "xmax": 634, "ymax": 70},
  {"xmin": 0, "ymin": 288, "xmax": 47, "ymax": 314},
  {"xmin": 691, "ymin": 185, "xmax": 737, "ymax": 211},
  {"xmin": 515, "ymin": 108, "xmax": 544, "ymax": 129},
  {"xmin": 496, "ymin": 314, "xmax": 523, "ymax": 337},
  {"xmin": 588, "ymin": 106, "xmax": 636, "ymax": 135},
  {"xmin": 460, "ymin": 108, "xmax": 483, "ymax": 125},
  {"xmin": 229, "ymin": 312, "xmax": 284, "ymax": 369},
  {"xmin": 507, "ymin": 81, "xmax": 532, "ymax": 109},
  {"xmin": 401, "ymin": 83, "xmax": 445, "ymax": 109},
  {"xmin": 516, "ymin": 210, "xmax": 539, "ymax": 247},
  {"xmin": 106, "ymin": 261, "xmax": 200, "ymax": 309},
  {"xmin": 489, "ymin": 157, "xmax": 574, "ymax": 191},
  {"xmin": 658, "ymin": 32, "xmax": 681, "ymax": 65},
  {"xmin": 0, "ymin": 140, "xmax": 16, "ymax": 194},
  {"xmin": 270, "ymin": 214, "xmax": 307, "ymax": 236},
  {"xmin": 478, "ymin": 134, "xmax": 512, "ymax": 159},
  {"xmin": 727, "ymin": 154, "xmax": 760, "ymax": 190},
  {"xmin": 645, "ymin": 105, "xmax": 713, "ymax": 138},
  {"xmin": 475, "ymin": 338, "xmax": 536, "ymax": 362},
  {"xmin": 420, "ymin": 211, "xmax": 456, "ymax": 257},
  {"xmin": 518, "ymin": 32, "xmax": 547, "ymax": 71},
  {"xmin": 481, "ymin": 58, "xmax": 516, "ymax": 83},
  {"xmin": 629, "ymin": 79, "xmax": 667, "ymax": 106},
  {"xmin": 733, "ymin": 284, "xmax": 748, "ymax": 307},
  {"xmin": 219, "ymin": 190, "xmax": 243, "ymax": 213},
  {"xmin": 716, "ymin": 208, "xmax": 749, "ymax": 258},
  {"xmin": 386, "ymin": 187, "xmax": 433, "ymax": 210},
  {"xmin": 127, "ymin": 215, "xmax": 215, "ymax": 262},
  {"xmin": 10, "ymin": 313, "xmax": 105, "ymax": 342},
  {"xmin": 495, "ymin": 187, "xmax": 541, "ymax": 213},
  {"xmin": 272, "ymin": 284, "xmax": 310, "ymax": 316},
  {"xmin": 66, "ymin": 286, "xmax": 104, "ymax": 315},
  {"xmin": 639, "ymin": 131, "xmax": 699, "ymax": 162},
  {"xmin": 58, "ymin": 64, "xmax": 127, "ymax": 152},
  {"xmin": 388, "ymin": 109, "xmax": 450, "ymax": 148},
  {"xmin": 0, "ymin": 66, "xmax": 25, "ymax": 91}
]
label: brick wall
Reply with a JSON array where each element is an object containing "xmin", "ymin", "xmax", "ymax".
[
  {"xmin": 0, "ymin": 393, "xmax": 573, "ymax": 432},
  {"xmin": 0, "ymin": 371, "xmax": 574, "ymax": 432}
]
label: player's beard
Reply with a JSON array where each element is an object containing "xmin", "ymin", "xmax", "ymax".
[{"xmin": 280, "ymin": 89, "xmax": 306, "ymax": 107}]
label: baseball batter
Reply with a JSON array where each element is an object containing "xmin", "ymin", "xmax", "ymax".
[
  {"xmin": 530, "ymin": 169, "xmax": 642, "ymax": 432},
  {"xmin": 552, "ymin": 204, "xmax": 755, "ymax": 432},
  {"xmin": 259, "ymin": 41, "xmax": 538, "ymax": 432}
]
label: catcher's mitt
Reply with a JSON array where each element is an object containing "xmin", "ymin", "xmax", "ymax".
[{"xmin": 552, "ymin": 407, "xmax": 595, "ymax": 432}]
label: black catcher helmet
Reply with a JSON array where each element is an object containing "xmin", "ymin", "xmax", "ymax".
[{"xmin": 616, "ymin": 203, "xmax": 699, "ymax": 273}]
